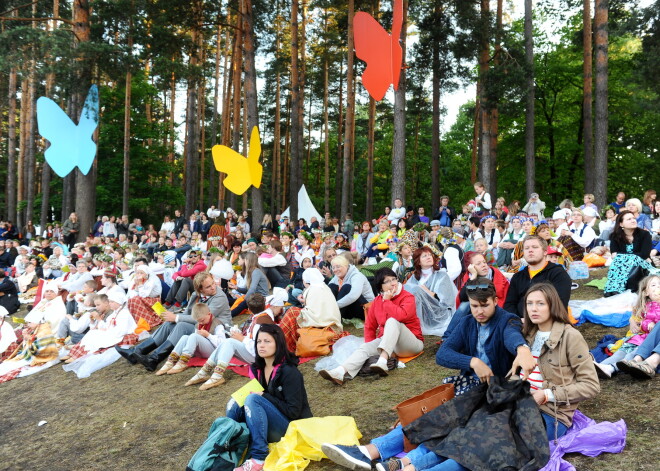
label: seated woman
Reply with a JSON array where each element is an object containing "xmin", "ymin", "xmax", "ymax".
[
  {"xmin": 63, "ymin": 291, "xmax": 136, "ymax": 364},
  {"xmin": 514, "ymin": 283, "xmax": 600, "ymax": 443},
  {"xmin": 156, "ymin": 303, "xmax": 226, "ymax": 376},
  {"xmin": 227, "ymin": 324, "xmax": 312, "ymax": 471},
  {"xmin": 16, "ymin": 260, "xmax": 39, "ymax": 294},
  {"xmin": 364, "ymin": 220, "xmax": 394, "ymax": 262},
  {"xmin": 508, "ymin": 217, "xmax": 535, "ymax": 272},
  {"xmin": 626, "ymin": 198, "xmax": 652, "ymax": 232},
  {"xmin": 319, "ymin": 267, "xmax": 423, "ymax": 385},
  {"xmin": 186, "ymin": 293, "xmax": 274, "ymax": 390},
  {"xmin": 595, "ymin": 274, "xmax": 660, "ymax": 378},
  {"xmin": 404, "ymin": 247, "xmax": 456, "ymax": 337},
  {"xmin": 0, "ymin": 307, "xmax": 18, "ymax": 362},
  {"xmin": 22, "ymin": 281, "xmax": 67, "ymax": 335},
  {"xmin": 556, "ymin": 209, "xmax": 596, "ymax": 261},
  {"xmin": 328, "ymin": 254, "xmax": 375, "ymax": 320},
  {"xmin": 604, "ymin": 210, "xmax": 658, "ymax": 296},
  {"xmin": 127, "ymin": 264, "xmax": 163, "ymax": 329},
  {"xmin": 444, "ymin": 251, "xmax": 509, "ymax": 340},
  {"xmin": 227, "ymin": 252, "xmax": 269, "ymax": 317},
  {"xmin": 279, "ymin": 268, "xmax": 343, "ymax": 352}
]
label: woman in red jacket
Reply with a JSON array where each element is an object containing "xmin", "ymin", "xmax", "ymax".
[
  {"xmin": 319, "ymin": 267, "xmax": 423, "ymax": 385},
  {"xmin": 443, "ymin": 251, "xmax": 509, "ymax": 341}
]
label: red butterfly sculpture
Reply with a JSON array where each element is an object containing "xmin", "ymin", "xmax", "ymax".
[{"xmin": 353, "ymin": 0, "xmax": 404, "ymax": 101}]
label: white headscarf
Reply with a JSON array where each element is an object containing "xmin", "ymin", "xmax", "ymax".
[{"xmin": 302, "ymin": 268, "xmax": 325, "ymax": 286}]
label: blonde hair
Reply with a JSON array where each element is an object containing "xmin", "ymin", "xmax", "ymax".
[
  {"xmin": 331, "ymin": 254, "xmax": 350, "ymax": 268},
  {"xmin": 633, "ymin": 275, "xmax": 660, "ymax": 318},
  {"xmin": 583, "ymin": 193, "xmax": 595, "ymax": 202},
  {"xmin": 191, "ymin": 303, "xmax": 211, "ymax": 321},
  {"xmin": 626, "ymin": 198, "xmax": 643, "ymax": 214}
]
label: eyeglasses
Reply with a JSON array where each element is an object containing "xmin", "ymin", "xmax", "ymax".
[{"xmin": 466, "ymin": 284, "xmax": 491, "ymax": 292}]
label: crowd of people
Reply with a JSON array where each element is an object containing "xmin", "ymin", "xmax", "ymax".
[{"xmin": 1, "ymin": 184, "xmax": 658, "ymax": 471}]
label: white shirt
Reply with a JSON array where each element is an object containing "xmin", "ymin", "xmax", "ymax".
[
  {"xmin": 387, "ymin": 207, "xmax": 407, "ymax": 225},
  {"xmin": 557, "ymin": 222, "xmax": 596, "ymax": 248}
]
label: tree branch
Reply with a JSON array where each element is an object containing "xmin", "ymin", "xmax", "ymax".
[
  {"xmin": 0, "ymin": 1, "xmax": 39, "ymax": 17},
  {"xmin": 0, "ymin": 16, "xmax": 75, "ymax": 26}
]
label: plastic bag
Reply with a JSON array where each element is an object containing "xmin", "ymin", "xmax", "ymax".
[
  {"xmin": 582, "ymin": 253, "xmax": 606, "ymax": 268},
  {"xmin": 314, "ymin": 335, "xmax": 363, "ymax": 372},
  {"xmin": 570, "ymin": 290, "xmax": 638, "ymax": 328},
  {"xmin": 539, "ymin": 410, "xmax": 626, "ymax": 471},
  {"xmin": 567, "ymin": 261, "xmax": 589, "ymax": 280},
  {"xmin": 264, "ymin": 416, "xmax": 362, "ymax": 471}
]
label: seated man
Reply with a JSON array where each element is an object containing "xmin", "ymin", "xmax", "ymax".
[
  {"xmin": 117, "ymin": 272, "xmax": 231, "ymax": 372},
  {"xmin": 321, "ymin": 278, "xmax": 535, "ymax": 471},
  {"xmin": 163, "ymin": 250, "xmax": 206, "ymax": 309},
  {"xmin": 503, "ymin": 235, "xmax": 571, "ymax": 317}
]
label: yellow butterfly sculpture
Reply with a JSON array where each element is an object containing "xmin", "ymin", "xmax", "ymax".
[{"xmin": 212, "ymin": 126, "xmax": 263, "ymax": 195}]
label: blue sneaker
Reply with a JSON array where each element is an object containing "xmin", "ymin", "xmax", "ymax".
[{"xmin": 321, "ymin": 443, "xmax": 374, "ymax": 470}]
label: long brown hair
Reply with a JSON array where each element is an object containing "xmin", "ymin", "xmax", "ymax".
[
  {"xmin": 240, "ymin": 252, "xmax": 259, "ymax": 288},
  {"xmin": 412, "ymin": 246, "xmax": 439, "ymax": 280},
  {"xmin": 522, "ymin": 283, "xmax": 571, "ymax": 337}
]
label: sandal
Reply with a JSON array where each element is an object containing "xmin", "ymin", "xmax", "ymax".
[{"xmin": 616, "ymin": 360, "xmax": 656, "ymax": 379}]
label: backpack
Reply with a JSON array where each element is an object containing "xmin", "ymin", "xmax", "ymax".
[{"xmin": 186, "ymin": 417, "xmax": 250, "ymax": 471}]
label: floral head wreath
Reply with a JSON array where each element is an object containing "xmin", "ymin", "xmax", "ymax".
[
  {"xmin": 298, "ymin": 230, "xmax": 313, "ymax": 242},
  {"xmin": 480, "ymin": 215, "xmax": 497, "ymax": 224},
  {"xmin": 280, "ymin": 231, "xmax": 293, "ymax": 239},
  {"xmin": 510, "ymin": 215, "xmax": 524, "ymax": 224}
]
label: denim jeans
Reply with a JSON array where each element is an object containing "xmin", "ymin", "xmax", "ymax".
[
  {"xmin": 371, "ymin": 426, "xmax": 456, "ymax": 470},
  {"xmin": 226, "ymin": 394, "xmax": 290, "ymax": 460},
  {"xmin": 542, "ymin": 412, "xmax": 568, "ymax": 441},
  {"xmin": 635, "ymin": 323, "xmax": 660, "ymax": 371},
  {"xmin": 209, "ymin": 338, "xmax": 255, "ymax": 365}
]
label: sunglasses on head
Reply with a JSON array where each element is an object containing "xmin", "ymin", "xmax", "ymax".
[{"xmin": 466, "ymin": 284, "xmax": 491, "ymax": 292}]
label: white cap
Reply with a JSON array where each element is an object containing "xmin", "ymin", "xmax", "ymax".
[
  {"xmin": 266, "ymin": 287, "xmax": 288, "ymax": 307},
  {"xmin": 107, "ymin": 290, "xmax": 127, "ymax": 305},
  {"xmin": 552, "ymin": 210, "xmax": 567, "ymax": 220}
]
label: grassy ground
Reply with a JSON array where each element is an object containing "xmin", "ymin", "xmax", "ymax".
[{"xmin": 1, "ymin": 269, "xmax": 658, "ymax": 471}]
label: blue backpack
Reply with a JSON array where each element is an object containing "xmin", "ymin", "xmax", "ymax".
[{"xmin": 186, "ymin": 417, "xmax": 250, "ymax": 471}]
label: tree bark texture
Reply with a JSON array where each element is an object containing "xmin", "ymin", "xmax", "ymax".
[
  {"xmin": 524, "ymin": 0, "xmax": 535, "ymax": 197},
  {"xmin": 391, "ymin": 0, "xmax": 407, "ymax": 205},
  {"xmin": 593, "ymin": 0, "xmax": 608, "ymax": 207},
  {"xmin": 341, "ymin": 0, "xmax": 355, "ymax": 218},
  {"xmin": 289, "ymin": 0, "xmax": 302, "ymax": 221},
  {"xmin": 583, "ymin": 0, "xmax": 595, "ymax": 194}
]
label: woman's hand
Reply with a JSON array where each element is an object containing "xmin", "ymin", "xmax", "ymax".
[
  {"xmin": 470, "ymin": 357, "xmax": 493, "ymax": 383},
  {"xmin": 382, "ymin": 288, "xmax": 394, "ymax": 301},
  {"xmin": 467, "ymin": 264, "xmax": 477, "ymax": 280},
  {"xmin": 196, "ymin": 329, "xmax": 210, "ymax": 338},
  {"xmin": 231, "ymin": 331, "xmax": 245, "ymax": 342},
  {"xmin": 531, "ymin": 389, "xmax": 547, "ymax": 406}
]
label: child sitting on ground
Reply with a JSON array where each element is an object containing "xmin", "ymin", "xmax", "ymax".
[
  {"xmin": 56, "ymin": 280, "xmax": 98, "ymax": 346},
  {"xmin": 594, "ymin": 275, "xmax": 660, "ymax": 378},
  {"xmin": 474, "ymin": 238, "xmax": 497, "ymax": 268},
  {"xmin": 186, "ymin": 293, "xmax": 275, "ymax": 390},
  {"xmin": 156, "ymin": 303, "xmax": 227, "ymax": 376}
]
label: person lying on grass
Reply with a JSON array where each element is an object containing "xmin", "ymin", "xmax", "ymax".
[
  {"xmin": 319, "ymin": 267, "xmax": 423, "ymax": 385},
  {"xmin": 321, "ymin": 277, "xmax": 536, "ymax": 471},
  {"xmin": 228, "ymin": 323, "xmax": 313, "ymax": 471}
]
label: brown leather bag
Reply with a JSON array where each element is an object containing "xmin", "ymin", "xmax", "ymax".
[
  {"xmin": 393, "ymin": 383, "xmax": 455, "ymax": 451},
  {"xmin": 295, "ymin": 327, "xmax": 336, "ymax": 357}
]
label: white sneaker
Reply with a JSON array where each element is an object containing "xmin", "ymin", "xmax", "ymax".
[
  {"xmin": 370, "ymin": 358, "xmax": 389, "ymax": 376},
  {"xmin": 319, "ymin": 367, "xmax": 346, "ymax": 385},
  {"xmin": 594, "ymin": 362, "xmax": 614, "ymax": 379}
]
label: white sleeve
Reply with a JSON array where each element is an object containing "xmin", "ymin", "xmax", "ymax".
[
  {"xmin": 244, "ymin": 324, "xmax": 258, "ymax": 357},
  {"xmin": 482, "ymin": 193, "xmax": 492, "ymax": 210},
  {"xmin": 571, "ymin": 225, "xmax": 596, "ymax": 248},
  {"xmin": 444, "ymin": 247, "xmax": 462, "ymax": 282}
]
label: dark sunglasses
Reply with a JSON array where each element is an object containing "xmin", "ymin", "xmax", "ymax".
[{"xmin": 466, "ymin": 284, "xmax": 491, "ymax": 292}]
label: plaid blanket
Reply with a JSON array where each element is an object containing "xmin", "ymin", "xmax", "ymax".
[
  {"xmin": 11, "ymin": 323, "xmax": 59, "ymax": 365},
  {"xmin": 128, "ymin": 296, "xmax": 163, "ymax": 330},
  {"xmin": 68, "ymin": 333, "xmax": 140, "ymax": 361},
  {"xmin": 278, "ymin": 307, "xmax": 349, "ymax": 354},
  {"xmin": 0, "ymin": 328, "xmax": 23, "ymax": 363},
  {"xmin": 0, "ymin": 368, "xmax": 21, "ymax": 384}
]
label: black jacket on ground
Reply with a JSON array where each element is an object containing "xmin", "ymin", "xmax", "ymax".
[
  {"xmin": 250, "ymin": 362, "xmax": 313, "ymax": 421},
  {"xmin": 504, "ymin": 262, "xmax": 571, "ymax": 317},
  {"xmin": 404, "ymin": 378, "xmax": 550, "ymax": 471}
]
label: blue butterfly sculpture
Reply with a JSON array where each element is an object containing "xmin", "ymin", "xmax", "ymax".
[{"xmin": 37, "ymin": 85, "xmax": 100, "ymax": 177}]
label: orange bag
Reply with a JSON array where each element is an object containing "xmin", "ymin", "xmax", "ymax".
[
  {"xmin": 583, "ymin": 253, "xmax": 606, "ymax": 268},
  {"xmin": 295, "ymin": 327, "xmax": 336, "ymax": 357}
]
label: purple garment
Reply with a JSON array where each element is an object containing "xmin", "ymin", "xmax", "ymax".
[{"xmin": 540, "ymin": 410, "xmax": 627, "ymax": 471}]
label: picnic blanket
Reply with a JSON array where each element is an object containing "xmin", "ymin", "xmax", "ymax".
[
  {"xmin": 570, "ymin": 290, "xmax": 637, "ymax": 328},
  {"xmin": 187, "ymin": 355, "xmax": 314, "ymax": 377},
  {"xmin": 539, "ymin": 410, "xmax": 626, "ymax": 471},
  {"xmin": 584, "ymin": 277, "xmax": 608, "ymax": 290}
]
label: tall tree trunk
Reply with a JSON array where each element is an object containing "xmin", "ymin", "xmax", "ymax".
[
  {"xmin": 122, "ymin": 16, "xmax": 133, "ymax": 216},
  {"xmin": 300, "ymin": 0, "xmax": 308, "ymax": 185},
  {"xmin": 524, "ymin": 0, "xmax": 535, "ymax": 197},
  {"xmin": 334, "ymin": 59, "xmax": 344, "ymax": 218},
  {"xmin": 289, "ymin": 0, "xmax": 302, "ymax": 221},
  {"xmin": 40, "ymin": 0, "xmax": 59, "ymax": 230},
  {"xmin": 6, "ymin": 68, "xmax": 17, "ymax": 223},
  {"xmin": 25, "ymin": 60, "xmax": 37, "ymax": 225},
  {"xmin": 243, "ymin": 0, "xmax": 263, "ymax": 227},
  {"xmin": 168, "ymin": 67, "xmax": 176, "ymax": 186},
  {"xmin": 209, "ymin": 23, "xmax": 222, "ymax": 207},
  {"xmin": 198, "ymin": 75, "xmax": 207, "ymax": 209},
  {"xmin": 322, "ymin": 11, "xmax": 330, "ymax": 215},
  {"xmin": 366, "ymin": 96, "xmax": 375, "ymax": 222},
  {"xmin": 431, "ymin": 2, "xmax": 440, "ymax": 212},
  {"xmin": 391, "ymin": 0, "xmax": 407, "ymax": 204},
  {"xmin": 184, "ymin": 0, "xmax": 203, "ymax": 217},
  {"xmin": 272, "ymin": 70, "xmax": 281, "ymax": 214},
  {"xmin": 73, "ymin": 0, "xmax": 95, "ymax": 241},
  {"xmin": 593, "ymin": 0, "xmax": 608, "ymax": 207},
  {"xmin": 229, "ymin": 6, "xmax": 243, "ymax": 211},
  {"xmin": 583, "ymin": 0, "xmax": 595, "ymax": 194},
  {"xmin": 341, "ymin": 0, "xmax": 356, "ymax": 218},
  {"xmin": 17, "ymin": 77, "xmax": 27, "ymax": 228},
  {"xmin": 219, "ymin": 23, "xmax": 233, "ymax": 207},
  {"xmin": 477, "ymin": 0, "xmax": 492, "ymax": 193}
]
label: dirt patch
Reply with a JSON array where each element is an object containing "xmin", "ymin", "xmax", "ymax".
[{"xmin": 1, "ymin": 279, "xmax": 658, "ymax": 470}]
